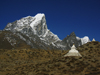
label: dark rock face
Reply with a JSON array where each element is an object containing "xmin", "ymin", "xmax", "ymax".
[
  {"xmin": 3, "ymin": 14, "xmax": 62, "ymax": 50},
  {"xmin": 2, "ymin": 14, "xmax": 90, "ymax": 50},
  {"xmin": 62, "ymin": 32, "xmax": 82, "ymax": 50},
  {"xmin": 0, "ymin": 31, "xmax": 58, "ymax": 50}
]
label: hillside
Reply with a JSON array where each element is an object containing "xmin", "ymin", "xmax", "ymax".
[
  {"xmin": 0, "ymin": 31, "xmax": 58, "ymax": 50},
  {"xmin": 0, "ymin": 41, "xmax": 100, "ymax": 75},
  {"xmin": 0, "ymin": 31, "xmax": 32, "ymax": 49}
]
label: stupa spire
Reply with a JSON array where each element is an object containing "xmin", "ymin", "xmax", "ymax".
[
  {"xmin": 71, "ymin": 44, "xmax": 76, "ymax": 49},
  {"xmin": 92, "ymin": 38, "xmax": 95, "ymax": 41}
]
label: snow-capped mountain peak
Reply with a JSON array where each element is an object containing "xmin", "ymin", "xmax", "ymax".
[
  {"xmin": 34, "ymin": 13, "xmax": 45, "ymax": 20},
  {"xmin": 30, "ymin": 13, "xmax": 47, "ymax": 36},
  {"xmin": 3, "ymin": 13, "xmax": 90, "ymax": 50},
  {"xmin": 4, "ymin": 13, "xmax": 61, "ymax": 47}
]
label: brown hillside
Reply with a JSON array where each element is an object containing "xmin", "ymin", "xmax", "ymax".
[
  {"xmin": 0, "ymin": 31, "xmax": 13, "ymax": 49},
  {"xmin": 0, "ymin": 31, "xmax": 32, "ymax": 49},
  {"xmin": 0, "ymin": 41, "xmax": 100, "ymax": 75}
]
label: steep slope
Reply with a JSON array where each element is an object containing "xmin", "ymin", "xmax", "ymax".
[
  {"xmin": 0, "ymin": 31, "xmax": 32, "ymax": 49},
  {"xmin": 62, "ymin": 32, "xmax": 81, "ymax": 49},
  {"xmin": 0, "ymin": 31, "xmax": 58, "ymax": 50},
  {"xmin": 4, "ymin": 13, "xmax": 61, "ymax": 45},
  {"xmin": 60, "ymin": 32, "xmax": 90, "ymax": 50},
  {"xmin": 3, "ymin": 13, "xmax": 90, "ymax": 50},
  {"xmin": 0, "ymin": 31, "xmax": 13, "ymax": 49}
]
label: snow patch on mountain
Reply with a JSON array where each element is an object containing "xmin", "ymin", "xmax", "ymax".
[
  {"xmin": 76, "ymin": 36, "xmax": 81, "ymax": 40},
  {"xmin": 43, "ymin": 29, "xmax": 49, "ymax": 37},
  {"xmin": 4, "ymin": 13, "xmax": 62, "ymax": 49},
  {"xmin": 81, "ymin": 36, "xmax": 90, "ymax": 45},
  {"xmin": 76, "ymin": 36, "xmax": 90, "ymax": 45},
  {"xmin": 4, "ymin": 37, "xmax": 16, "ymax": 46},
  {"xmin": 3, "ymin": 13, "xmax": 91, "ymax": 50}
]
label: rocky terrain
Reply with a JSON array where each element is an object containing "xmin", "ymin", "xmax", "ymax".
[
  {"xmin": 0, "ymin": 31, "xmax": 59, "ymax": 50},
  {"xmin": 2, "ymin": 13, "xmax": 90, "ymax": 50},
  {"xmin": 0, "ymin": 41, "xmax": 100, "ymax": 75}
]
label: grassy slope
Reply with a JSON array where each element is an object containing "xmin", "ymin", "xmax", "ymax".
[{"xmin": 0, "ymin": 41, "xmax": 100, "ymax": 75}]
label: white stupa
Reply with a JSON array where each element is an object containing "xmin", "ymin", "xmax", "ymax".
[
  {"xmin": 64, "ymin": 44, "xmax": 82, "ymax": 57},
  {"xmin": 92, "ymin": 38, "xmax": 96, "ymax": 41}
]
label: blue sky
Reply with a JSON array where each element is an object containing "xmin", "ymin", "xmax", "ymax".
[{"xmin": 0, "ymin": 0, "xmax": 100, "ymax": 41}]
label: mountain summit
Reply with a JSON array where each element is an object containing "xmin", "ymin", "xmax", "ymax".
[
  {"xmin": 4, "ymin": 13, "xmax": 60, "ymax": 44},
  {"xmin": 3, "ymin": 13, "xmax": 90, "ymax": 50}
]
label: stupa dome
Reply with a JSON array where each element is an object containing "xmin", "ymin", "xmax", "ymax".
[{"xmin": 64, "ymin": 44, "xmax": 82, "ymax": 57}]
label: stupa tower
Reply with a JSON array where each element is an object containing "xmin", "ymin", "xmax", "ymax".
[
  {"xmin": 92, "ymin": 38, "xmax": 96, "ymax": 41},
  {"xmin": 64, "ymin": 44, "xmax": 82, "ymax": 57}
]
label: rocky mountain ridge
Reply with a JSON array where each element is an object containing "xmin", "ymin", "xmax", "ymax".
[{"xmin": 2, "ymin": 13, "xmax": 90, "ymax": 50}]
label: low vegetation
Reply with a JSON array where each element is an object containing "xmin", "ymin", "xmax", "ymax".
[{"xmin": 0, "ymin": 41, "xmax": 100, "ymax": 75}]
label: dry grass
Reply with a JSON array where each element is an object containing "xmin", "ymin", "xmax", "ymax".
[{"xmin": 0, "ymin": 41, "xmax": 100, "ymax": 75}]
